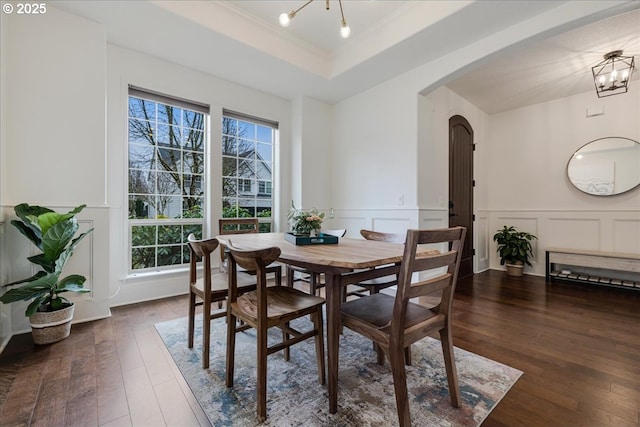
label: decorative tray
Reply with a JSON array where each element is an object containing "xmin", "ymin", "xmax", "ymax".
[{"xmin": 284, "ymin": 232, "xmax": 339, "ymax": 246}]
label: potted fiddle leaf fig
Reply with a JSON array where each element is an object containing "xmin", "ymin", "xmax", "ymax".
[
  {"xmin": 492, "ymin": 225, "xmax": 537, "ymax": 277},
  {"xmin": 0, "ymin": 203, "xmax": 94, "ymax": 344}
]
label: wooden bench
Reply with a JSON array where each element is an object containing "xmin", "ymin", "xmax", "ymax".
[{"xmin": 546, "ymin": 248, "xmax": 640, "ymax": 290}]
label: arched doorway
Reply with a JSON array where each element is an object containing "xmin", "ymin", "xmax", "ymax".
[{"xmin": 449, "ymin": 115, "xmax": 474, "ymax": 277}]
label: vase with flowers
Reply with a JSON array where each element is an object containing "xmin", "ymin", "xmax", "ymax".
[{"xmin": 288, "ymin": 202, "xmax": 325, "ymax": 237}]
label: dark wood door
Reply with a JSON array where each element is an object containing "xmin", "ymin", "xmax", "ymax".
[{"xmin": 449, "ymin": 115, "xmax": 474, "ymax": 277}]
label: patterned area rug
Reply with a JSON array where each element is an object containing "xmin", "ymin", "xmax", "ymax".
[{"xmin": 155, "ymin": 316, "xmax": 521, "ymax": 426}]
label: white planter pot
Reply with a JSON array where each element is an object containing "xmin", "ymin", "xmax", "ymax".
[{"xmin": 29, "ymin": 304, "xmax": 75, "ymax": 345}]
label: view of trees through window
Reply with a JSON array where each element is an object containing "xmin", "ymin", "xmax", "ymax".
[
  {"xmin": 128, "ymin": 93, "xmax": 207, "ymax": 271},
  {"xmin": 222, "ymin": 114, "xmax": 274, "ymax": 233}
]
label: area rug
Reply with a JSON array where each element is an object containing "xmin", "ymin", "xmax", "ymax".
[{"xmin": 155, "ymin": 316, "xmax": 522, "ymax": 426}]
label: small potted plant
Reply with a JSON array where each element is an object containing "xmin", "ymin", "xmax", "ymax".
[
  {"xmin": 492, "ymin": 225, "xmax": 537, "ymax": 277},
  {"xmin": 0, "ymin": 203, "xmax": 94, "ymax": 344},
  {"xmin": 287, "ymin": 202, "xmax": 325, "ymax": 237}
]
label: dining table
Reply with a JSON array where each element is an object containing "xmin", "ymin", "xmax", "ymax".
[{"xmin": 214, "ymin": 231, "xmax": 413, "ymax": 414}]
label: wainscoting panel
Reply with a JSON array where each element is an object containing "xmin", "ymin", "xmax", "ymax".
[
  {"xmin": 326, "ymin": 209, "xmax": 420, "ymax": 237},
  {"xmin": 612, "ymin": 219, "xmax": 640, "ymax": 254},
  {"xmin": 1, "ymin": 204, "xmax": 111, "ymax": 336},
  {"xmin": 547, "ymin": 217, "xmax": 602, "ymax": 249},
  {"xmin": 476, "ymin": 213, "xmax": 490, "ymax": 272},
  {"xmin": 483, "ymin": 210, "xmax": 640, "ymax": 277}
]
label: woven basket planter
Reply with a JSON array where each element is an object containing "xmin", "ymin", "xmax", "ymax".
[
  {"xmin": 505, "ymin": 262, "xmax": 525, "ymax": 277},
  {"xmin": 29, "ymin": 304, "xmax": 75, "ymax": 345}
]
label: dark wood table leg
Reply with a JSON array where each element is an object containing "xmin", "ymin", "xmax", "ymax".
[{"xmin": 325, "ymin": 271, "xmax": 341, "ymax": 414}]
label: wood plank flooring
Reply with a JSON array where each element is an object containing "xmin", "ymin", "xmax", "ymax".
[{"xmin": 1, "ymin": 270, "xmax": 639, "ymax": 426}]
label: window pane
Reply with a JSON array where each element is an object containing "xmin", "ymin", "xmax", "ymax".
[
  {"xmin": 222, "ymin": 117, "xmax": 237, "ymax": 135},
  {"xmin": 129, "ymin": 98, "xmax": 156, "ymax": 121},
  {"xmin": 222, "ymin": 199, "xmax": 238, "ymax": 217},
  {"xmin": 157, "ymin": 245, "xmax": 182, "ymax": 266},
  {"xmin": 131, "ymin": 225, "xmax": 156, "ymax": 247},
  {"xmin": 132, "ymin": 247, "xmax": 155, "ymax": 270},
  {"xmin": 157, "ymin": 124, "xmax": 181, "ymax": 146},
  {"xmin": 256, "ymin": 161, "xmax": 271, "ymax": 180},
  {"xmin": 222, "ymin": 136, "xmax": 237, "ymax": 155},
  {"xmin": 238, "ymin": 198, "xmax": 256, "ymax": 217},
  {"xmin": 238, "ymin": 120, "xmax": 255, "ymax": 139},
  {"xmin": 222, "ymin": 157, "xmax": 237, "ymax": 177},
  {"xmin": 157, "ymin": 196, "xmax": 182, "ymax": 218},
  {"xmin": 158, "ymin": 147, "xmax": 181, "ymax": 172},
  {"xmin": 184, "ymin": 151, "xmax": 204, "ymax": 174},
  {"xmin": 184, "ymin": 110, "xmax": 204, "ymax": 131},
  {"xmin": 238, "ymin": 139, "xmax": 255, "ymax": 158},
  {"xmin": 183, "ymin": 197, "xmax": 203, "ymax": 218},
  {"xmin": 129, "ymin": 119, "xmax": 155, "ymax": 144},
  {"xmin": 223, "ymin": 177, "xmax": 237, "ymax": 197},
  {"xmin": 157, "ymin": 171, "xmax": 181, "ymax": 195},
  {"xmin": 256, "ymin": 142, "xmax": 272, "ymax": 161},
  {"xmin": 183, "ymin": 174, "xmax": 204, "ymax": 197},
  {"xmin": 158, "ymin": 105, "xmax": 182, "ymax": 126},
  {"xmin": 238, "ymin": 160, "xmax": 255, "ymax": 179},
  {"xmin": 129, "ymin": 195, "xmax": 153, "ymax": 219},
  {"xmin": 129, "ymin": 170, "xmax": 156, "ymax": 195},
  {"xmin": 158, "ymin": 224, "xmax": 182, "ymax": 245},
  {"xmin": 184, "ymin": 129, "xmax": 204, "ymax": 151},
  {"xmin": 129, "ymin": 143, "xmax": 155, "ymax": 169},
  {"xmin": 257, "ymin": 125, "xmax": 272, "ymax": 143}
]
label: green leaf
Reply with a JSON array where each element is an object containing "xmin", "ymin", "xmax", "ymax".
[
  {"xmin": 10, "ymin": 219, "xmax": 42, "ymax": 249},
  {"xmin": 26, "ymin": 295, "xmax": 48, "ymax": 316},
  {"xmin": 43, "ymin": 218, "xmax": 78, "ymax": 263}
]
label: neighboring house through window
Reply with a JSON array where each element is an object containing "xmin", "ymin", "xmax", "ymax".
[
  {"xmin": 127, "ymin": 86, "xmax": 209, "ymax": 272},
  {"xmin": 222, "ymin": 110, "xmax": 276, "ymax": 232}
]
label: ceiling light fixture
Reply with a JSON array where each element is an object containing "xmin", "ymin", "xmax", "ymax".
[
  {"xmin": 592, "ymin": 50, "xmax": 635, "ymax": 98},
  {"xmin": 279, "ymin": 0, "xmax": 351, "ymax": 39}
]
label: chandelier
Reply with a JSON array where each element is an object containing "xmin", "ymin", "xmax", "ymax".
[
  {"xmin": 279, "ymin": 0, "xmax": 351, "ymax": 39},
  {"xmin": 591, "ymin": 50, "xmax": 635, "ymax": 98}
]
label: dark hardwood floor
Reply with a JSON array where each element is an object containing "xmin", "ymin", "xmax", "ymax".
[{"xmin": 1, "ymin": 270, "xmax": 639, "ymax": 426}]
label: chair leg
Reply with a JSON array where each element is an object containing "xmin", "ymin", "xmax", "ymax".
[
  {"xmin": 202, "ymin": 298, "xmax": 211, "ymax": 369},
  {"xmin": 225, "ymin": 312, "xmax": 237, "ymax": 387},
  {"xmin": 286, "ymin": 267, "xmax": 295, "ymax": 288},
  {"xmin": 274, "ymin": 267, "xmax": 282, "ymax": 287},
  {"xmin": 376, "ymin": 343, "xmax": 385, "ymax": 365},
  {"xmin": 257, "ymin": 322, "xmax": 268, "ymax": 422},
  {"xmin": 389, "ymin": 339, "xmax": 411, "ymax": 427},
  {"xmin": 283, "ymin": 322, "xmax": 290, "ymax": 361},
  {"xmin": 310, "ymin": 273, "xmax": 317, "ymax": 296},
  {"xmin": 439, "ymin": 327, "xmax": 460, "ymax": 408},
  {"xmin": 404, "ymin": 345, "xmax": 412, "ymax": 366},
  {"xmin": 313, "ymin": 309, "xmax": 326, "ymax": 385},
  {"xmin": 188, "ymin": 292, "xmax": 196, "ymax": 349}
]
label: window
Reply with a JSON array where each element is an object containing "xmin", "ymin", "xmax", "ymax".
[
  {"xmin": 127, "ymin": 86, "xmax": 209, "ymax": 272},
  {"xmin": 222, "ymin": 111, "xmax": 276, "ymax": 232}
]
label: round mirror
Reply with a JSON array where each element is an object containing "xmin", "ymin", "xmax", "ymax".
[{"xmin": 567, "ymin": 137, "xmax": 640, "ymax": 196}]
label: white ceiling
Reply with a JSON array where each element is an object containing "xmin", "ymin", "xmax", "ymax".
[{"xmin": 54, "ymin": 0, "xmax": 640, "ymax": 114}]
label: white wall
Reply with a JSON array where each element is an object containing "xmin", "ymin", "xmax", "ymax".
[
  {"xmin": 1, "ymin": 7, "xmax": 111, "ymax": 336},
  {"xmin": 290, "ymin": 96, "xmax": 333, "ymax": 211}
]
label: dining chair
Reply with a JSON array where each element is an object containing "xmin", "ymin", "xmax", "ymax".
[
  {"xmin": 219, "ymin": 218, "xmax": 282, "ymax": 285},
  {"xmin": 286, "ymin": 228, "xmax": 347, "ymax": 295},
  {"xmin": 225, "ymin": 244, "xmax": 326, "ymax": 422},
  {"xmin": 186, "ymin": 234, "xmax": 256, "ymax": 369},
  {"xmin": 340, "ymin": 226, "xmax": 466, "ymax": 427}
]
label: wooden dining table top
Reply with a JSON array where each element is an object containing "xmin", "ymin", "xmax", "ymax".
[{"xmin": 215, "ymin": 232, "xmax": 409, "ymax": 270}]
